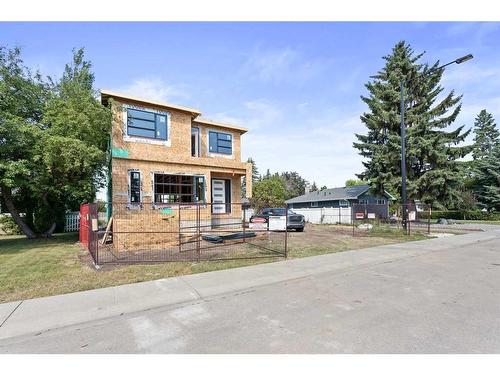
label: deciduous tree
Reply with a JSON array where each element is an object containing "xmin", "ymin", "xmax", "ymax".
[{"xmin": 0, "ymin": 46, "xmax": 111, "ymax": 237}]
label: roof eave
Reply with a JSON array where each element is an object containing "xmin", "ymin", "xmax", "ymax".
[
  {"xmin": 193, "ymin": 118, "xmax": 248, "ymax": 134},
  {"xmin": 100, "ymin": 89, "xmax": 202, "ymax": 117}
]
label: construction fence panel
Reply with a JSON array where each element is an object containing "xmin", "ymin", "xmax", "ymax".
[{"xmin": 84, "ymin": 202, "xmax": 287, "ymax": 265}]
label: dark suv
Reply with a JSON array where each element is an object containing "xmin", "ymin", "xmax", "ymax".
[{"xmin": 250, "ymin": 207, "xmax": 305, "ymax": 232}]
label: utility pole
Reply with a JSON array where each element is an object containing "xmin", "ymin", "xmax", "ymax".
[{"xmin": 399, "ymin": 53, "xmax": 473, "ymax": 231}]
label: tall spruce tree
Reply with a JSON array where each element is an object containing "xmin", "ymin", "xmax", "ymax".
[
  {"xmin": 242, "ymin": 157, "xmax": 260, "ymax": 197},
  {"xmin": 472, "ymin": 109, "xmax": 499, "ymax": 160},
  {"xmin": 354, "ymin": 41, "xmax": 471, "ymax": 205},
  {"xmin": 248, "ymin": 157, "xmax": 260, "ymax": 183},
  {"xmin": 473, "ymin": 144, "xmax": 500, "ymax": 211}
]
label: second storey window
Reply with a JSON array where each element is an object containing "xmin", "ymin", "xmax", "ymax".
[
  {"xmin": 209, "ymin": 131, "xmax": 232, "ymax": 155},
  {"xmin": 127, "ymin": 108, "xmax": 168, "ymax": 140},
  {"xmin": 191, "ymin": 127, "xmax": 200, "ymax": 157}
]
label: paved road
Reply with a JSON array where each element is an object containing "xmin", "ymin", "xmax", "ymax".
[{"xmin": 1, "ymin": 229, "xmax": 499, "ymax": 353}]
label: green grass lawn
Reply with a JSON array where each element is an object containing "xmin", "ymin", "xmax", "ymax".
[{"xmin": 0, "ymin": 227, "xmax": 428, "ymax": 303}]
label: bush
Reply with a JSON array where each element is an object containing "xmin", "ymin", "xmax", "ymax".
[
  {"xmin": 0, "ymin": 215, "xmax": 22, "ymax": 235},
  {"xmin": 423, "ymin": 210, "xmax": 500, "ymax": 221}
]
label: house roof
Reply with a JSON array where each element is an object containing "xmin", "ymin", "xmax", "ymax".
[
  {"xmin": 193, "ymin": 118, "xmax": 248, "ymax": 134},
  {"xmin": 100, "ymin": 90, "xmax": 248, "ymax": 133},
  {"xmin": 100, "ymin": 89, "xmax": 202, "ymax": 117},
  {"xmin": 285, "ymin": 185, "xmax": 392, "ymax": 204}
]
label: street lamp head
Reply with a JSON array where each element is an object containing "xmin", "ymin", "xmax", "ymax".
[{"xmin": 455, "ymin": 54, "xmax": 473, "ymax": 64}]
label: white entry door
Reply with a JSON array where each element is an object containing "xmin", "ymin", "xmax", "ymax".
[{"xmin": 212, "ymin": 179, "xmax": 226, "ymax": 214}]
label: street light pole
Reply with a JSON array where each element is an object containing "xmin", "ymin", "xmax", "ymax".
[
  {"xmin": 399, "ymin": 54, "xmax": 473, "ymax": 232},
  {"xmin": 400, "ymin": 80, "xmax": 408, "ymax": 230}
]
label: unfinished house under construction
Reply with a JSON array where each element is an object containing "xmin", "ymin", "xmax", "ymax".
[{"xmin": 79, "ymin": 91, "xmax": 286, "ymax": 264}]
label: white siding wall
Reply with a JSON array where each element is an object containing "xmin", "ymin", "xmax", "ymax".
[{"xmin": 292, "ymin": 207, "xmax": 352, "ymax": 224}]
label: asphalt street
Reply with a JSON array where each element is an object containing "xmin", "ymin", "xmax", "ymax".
[{"xmin": 1, "ymin": 228, "xmax": 499, "ymax": 353}]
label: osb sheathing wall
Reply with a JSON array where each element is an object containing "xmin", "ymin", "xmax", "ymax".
[
  {"xmin": 110, "ymin": 99, "xmax": 249, "ymax": 176},
  {"xmin": 112, "ymin": 159, "xmax": 243, "ymax": 204},
  {"xmin": 108, "ymin": 97, "xmax": 250, "ymax": 251}
]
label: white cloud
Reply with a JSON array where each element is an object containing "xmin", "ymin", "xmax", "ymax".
[
  {"xmin": 240, "ymin": 46, "xmax": 333, "ymax": 85},
  {"xmin": 207, "ymin": 99, "xmax": 284, "ymax": 131},
  {"xmin": 446, "ymin": 22, "xmax": 500, "ymax": 42},
  {"xmin": 243, "ymin": 100, "xmax": 283, "ymax": 130},
  {"xmin": 236, "ymin": 102, "xmax": 365, "ymax": 188},
  {"xmin": 114, "ymin": 77, "xmax": 191, "ymax": 103},
  {"xmin": 441, "ymin": 64, "xmax": 500, "ymax": 89}
]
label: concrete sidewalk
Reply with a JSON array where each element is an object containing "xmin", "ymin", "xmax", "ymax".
[{"xmin": 1, "ymin": 229, "xmax": 499, "ymax": 341}]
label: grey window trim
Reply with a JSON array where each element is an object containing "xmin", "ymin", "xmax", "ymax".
[
  {"xmin": 128, "ymin": 170, "xmax": 142, "ymax": 204},
  {"xmin": 191, "ymin": 127, "xmax": 200, "ymax": 157},
  {"xmin": 126, "ymin": 107, "xmax": 169, "ymax": 141},
  {"xmin": 152, "ymin": 173, "xmax": 206, "ymax": 205},
  {"xmin": 208, "ymin": 130, "xmax": 233, "ymax": 155}
]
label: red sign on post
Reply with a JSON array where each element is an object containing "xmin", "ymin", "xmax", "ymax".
[{"xmin": 355, "ymin": 212, "xmax": 365, "ymax": 219}]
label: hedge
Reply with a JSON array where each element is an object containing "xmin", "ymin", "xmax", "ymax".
[{"xmin": 419, "ymin": 210, "xmax": 500, "ymax": 221}]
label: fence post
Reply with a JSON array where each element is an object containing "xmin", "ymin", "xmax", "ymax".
[
  {"xmin": 242, "ymin": 204, "xmax": 246, "ymax": 243},
  {"xmin": 428, "ymin": 204, "xmax": 431, "ymax": 234},
  {"xmin": 178, "ymin": 203, "xmax": 182, "ymax": 253},
  {"xmin": 407, "ymin": 205, "xmax": 411, "ymax": 236},
  {"xmin": 352, "ymin": 206, "xmax": 355, "ymax": 237},
  {"xmin": 284, "ymin": 206, "xmax": 288, "ymax": 258},
  {"xmin": 196, "ymin": 203, "xmax": 201, "ymax": 262}
]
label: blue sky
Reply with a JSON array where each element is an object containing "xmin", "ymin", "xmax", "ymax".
[{"xmin": 2, "ymin": 22, "xmax": 499, "ymax": 187}]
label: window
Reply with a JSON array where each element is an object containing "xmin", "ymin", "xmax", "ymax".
[
  {"xmin": 191, "ymin": 127, "xmax": 200, "ymax": 157},
  {"xmin": 359, "ymin": 199, "xmax": 368, "ymax": 205},
  {"xmin": 129, "ymin": 171, "xmax": 141, "ymax": 203},
  {"xmin": 127, "ymin": 108, "xmax": 168, "ymax": 140},
  {"xmin": 154, "ymin": 174, "xmax": 205, "ymax": 204},
  {"xmin": 209, "ymin": 131, "xmax": 232, "ymax": 155},
  {"xmin": 311, "ymin": 201, "xmax": 318, "ymax": 207},
  {"xmin": 377, "ymin": 199, "xmax": 386, "ymax": 205},
  {"xmin": 339, "ymin": 200, "xmax": 348, "ymax": 208}
]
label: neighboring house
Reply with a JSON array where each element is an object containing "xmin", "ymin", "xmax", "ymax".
[
  {"xmin": 101, "ymin": 90, "xmax": 252, "ymax": 216},
  {"xmin": 286, "ymin": 185, "xmax": 393, "ymax": 224}
]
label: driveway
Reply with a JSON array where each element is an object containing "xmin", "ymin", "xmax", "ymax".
[{"xmin": 1, "ymin": 228, "xmax": 499, "ymax": 353}]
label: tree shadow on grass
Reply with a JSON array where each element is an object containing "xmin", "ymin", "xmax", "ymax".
[{"xmin": 0, "ymin": 232, "xmax": 79, "ymax": 255}]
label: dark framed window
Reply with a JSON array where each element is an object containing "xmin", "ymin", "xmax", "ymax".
[
  {"xmin": 129, "ymin": 171, "xmax": 141, "ymax": 203},
  {"xmin": 191, "ymin": 127, "xmax": 200, "ymax": 157},
  {"xmin": 154, "ymin": 174, "xmax": 205, "ymax": 204},
  {"xmin": 377, "ymin": 199, "xmax": 386, "ymax": 205},
  {"xmin": 208, "ymin": 131, "xmax": 232, "ymax": 155},
  {"xmin": 127, "ymin": 108, "xmax": 168, "ymax": 140},
  {"xmin": 310, "ymin": 201, "xmax": 318, "ymax": 208}
]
